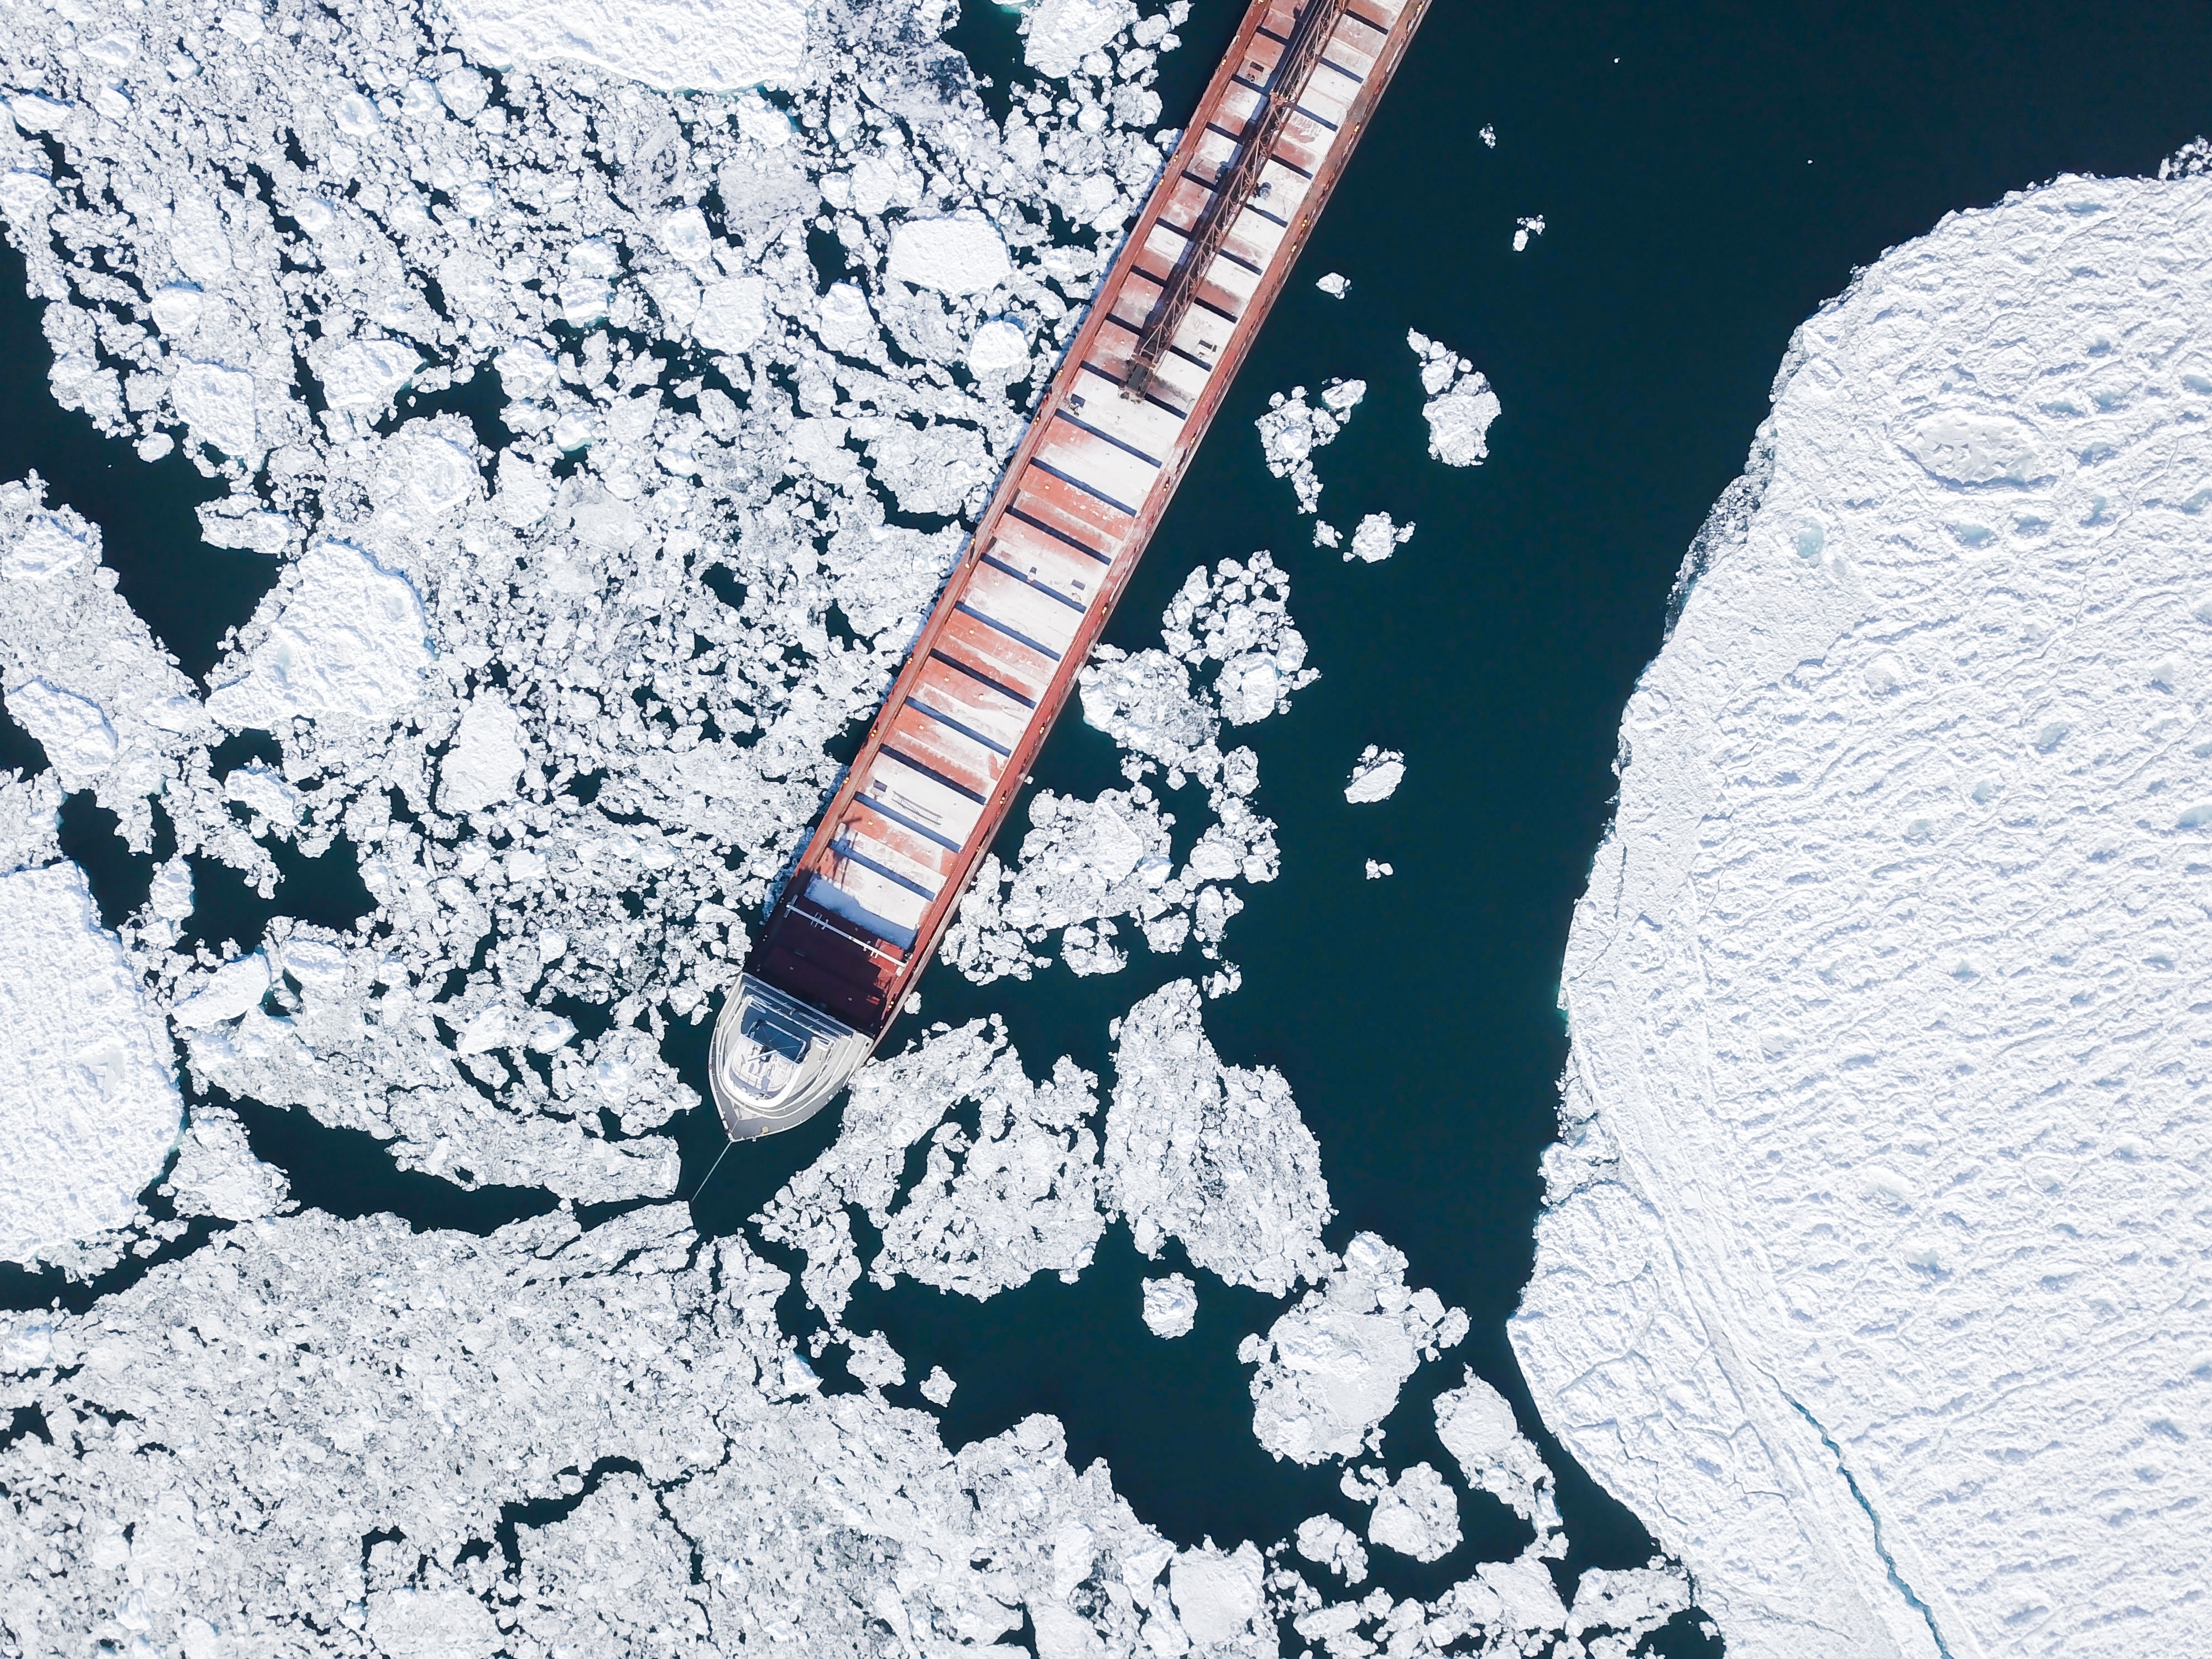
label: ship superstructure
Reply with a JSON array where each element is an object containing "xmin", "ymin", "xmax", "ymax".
[{"xmin": 710, "ymin": 0, "xmax": 1428, "ymax": 1138}]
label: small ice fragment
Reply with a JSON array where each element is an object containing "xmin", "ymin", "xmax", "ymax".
[
  {"xmin": 1513, "ymin": 215, "xmax": 1546, "ymax": 252},
  {"xmin": 1316, "ymin": 272, "xmax": 1349, "ymax": 298},
  {"xmin": 1345, "ymin": 747, "xmax": 1405, "ymax": 804},
  {"xmin": 920, "ymin": 1366, "xmax": 957, "ymax": 1406},
  {"xmin": 1141, "ymin": 1272, "xmax": 1198, "ymax": 1339},
  {"xmin": 1313, "ymin": 521, "xmax": 1342, "ymax": 548},
  {"xmin": 1347, "ymin": 513, "xmax": 1414, "ymax": 564},
  {"xmin": 1365, "ymin": 860, "xmax": 1393, "ymax": 879},
  {"xmin": 1481, "ymin": 124, "xmax": 1498, "ymax": 147}
]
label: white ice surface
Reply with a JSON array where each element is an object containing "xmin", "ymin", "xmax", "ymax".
[
  {"xmin": 1346, "ymin": 512, "xmax": 1413, "ymax": 564},
  {"xmin": 1105, "ymin": 979, "xmax": 1334, "ymax": 1296},
  {"xmin": 1433, "ymin": 1368, "xmax": 1557, "ymax": 1532},
  {"xmin": 1408, "ymin": 331, "xmax": 1499, "ymax": 467},
  {"xmin": 888, "ymin": 213, "xmax": 1014, "ymax": 296},
  {"xmin": 0, "ymin": 1207, "xmax": 1230, "ymax": 1659},
  {"xmin": 205, "ymin": 540, "xmax": 434, "ymax": 729},
  {"xmin": 438, "ymin": 694, "xmax": 526, "ymax": 816},
  {"xmin": 1514, "ymin": 172, "xmax": 2212, "ymax": 1659},
  {"xmin": 1243, "ymin": 1231, "xmax": 1467, "ymax": 1465},
  {"xmin": 441, "ymin": 0, "xmax": 809, "ymax": 92},
  {"xmin": 1343, "ymin": 745, "xmax": 1404, "ymax": 804},
  {"xmin": 1024, "ymin": 0, "xmax": 1136, "ymax": 79},
  {"xmin": 0, "ymin": 862, "xmax": 180, "ymax": 1265},
  {"xmin": 4, "ymin": 678, "xmax": 116, "ymax": 784},
  {"xmin": 1141, "ymin": 1271, "xmax": 1197, "ymax": 1338},
  {"xmin": 1349, "ymin": 1462, "xmax": 1461, "ymax": 1564}
]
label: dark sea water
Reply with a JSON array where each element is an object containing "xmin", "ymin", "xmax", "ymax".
[{"xmin": 7, "ymin": 0, "xmax": 2212, "ymax": 1646}]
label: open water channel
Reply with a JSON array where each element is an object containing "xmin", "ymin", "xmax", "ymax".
[{"xmin": 6, "ymin": 0, "xmax": 2212, "ymax": 1647}]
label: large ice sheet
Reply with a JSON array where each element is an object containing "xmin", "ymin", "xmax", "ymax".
[
  {"xmin": 440, "ymin": 0, "xmax": 810, "ymax": 93},
  {"xmin": 0, "ymin": 862, "xmax": 180, "ymax": 1264},
  {"xmin": 1514, "ymin": 171, "xmax": 2212, "ymax": 1658}
]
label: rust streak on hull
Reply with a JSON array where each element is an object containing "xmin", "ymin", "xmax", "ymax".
[{"xmin": 709, "ymin": 0, "xmax": 1429, "ymax": 1140}]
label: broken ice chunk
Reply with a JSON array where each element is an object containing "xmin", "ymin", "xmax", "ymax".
[
  {"xmin": 816, "ymin": 283, "xmax": 877, "ymax": 354},
  {"xmin": 171, "ymin": 951, "xmax": 272, "ymax": 1030},
  {"xmin": 1105, "ymin": 981, "xmax": 1333, "ymax": 1296},
  {"xmin": 846, "ymin": 1332, "xmax": 906, "ymax": 1391},
  {"xmin": 966, "ymin": 316, "xmax": 1031, "ymax": 384},
  {"xmin": 1256, "ymin": 380, "xmax": 1365, "ymax": 513},
  {"xmin": 315, "ymin": 337, "xmax": 421, "ymax": 417},
  {"xmin": 1347, "ymin": 513, "xmax": 1414, "ymax": 564},
  {"xmin": 1344, "ymin": 747, "xmax": 1405, "ymax": 804},
  {"xmin": 441, "ymin": 0, "xmax": 808, "ymax": 93},
  {"xmin": 1025, "ymin": 0, "xmax": 1139, "ymax": 78},
  {"xmin": 440, "ymin": 696, "xmax": 526, "ymax": 816},
  {"xmin": 1244, "ymin": 1233, "xmax": 1467, "ymax": 1465},
  {"xmin": 1364, "ymin": 860, "xmax": 1393, "ymax": 879},
  {"xmin": 1353, "ymin": 1463, "xmax": 1461, "ymax": 1562},
  {"xmin": 171, "ymin": 359, "xmax": 257, "ymax": 457},
  {"xmin": 694, "ymin": 274, "xmax": 768, "ymax": 352},
  {"xmin": 920, "ymin": 1365, "xmax": 957, "ymax": 1406},
  {"xmin": 148, "ymin": 282, "xmax": 205, "ymax": 337},
  {"xmin": 4, "ymin": 680, "xmax": 117, "ymax": 786},
  {"xmin": 3, "ymin": 514, "xmax": 89, "ymax": 582},
  {"xmin": 206, "ymin": 542, "xmax": 434, "ymax": 730},
  {"xmin": 166, "ymin": 1102, "xmax": 290, "ymax": 1222},
  {"xmin": 1433, "ymin": 1369, "xmax": 1557, "ymax": 1525},
  {"xmin": 1512, "ymin": 215, "xmax": 1546, "ymax": 252},
  {"xmin": 1141, "ymin": 1272, "xmax": 1197, "ymax": 1339},
  {"xmin": 0, "ymin": 862, "xmax": 180, "ymax": 1265},
  {"xmin": 1296, "ymin": 1514, "xmax": 1368, "ymax": 1584},
  {"xmin": 223, "ymin": 761, "xmax": 301, "ymax": 827},
  {"xmin": 1316, "ymin": 272, "xmax": 1349, "ymax": 299},
  {"xmin": 888, "ymin": 215, "xmax": 1013, "ymax": 298},
  {"xmin": 1408, "ymin": 331, "xmax": 1500, "ymax": 467}
]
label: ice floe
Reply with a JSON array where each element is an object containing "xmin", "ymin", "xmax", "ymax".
[
  {"xmin": 1516, "ymin": 169, "xmax": 2212, "ymax": 1658},
  {"xmin": 0, "ymin": 1204, "xmax": 1238, "ymax": 1658},
  {"xmin": 444, "ymin": 0, "xmax": 810, "ymax": 94},
  {"xmin": 1105, "ymin": 979, "xmax": 1334, "ymax": 1296},
  {"xmin": 1344, "ymin": 1462, "xmax": 1462, "ymax": 1563},
  {"xmin": 1347, "ymin": 510, "xmax": 1414, "ymax": 563},
  {"xmin": 1409, "ymin": 330, "xmax": 1500, "ymax": 467},
  {"xmin": 758, "ymin": 1019, "xmax": 1106, "ymax": 1315},
  {"xmin": 1257, "ymin": 378, "xmax": 1366, "ymax": 513},
  {"xmin": 1141, "ymin": 1270, "xmax": 1197, "ymax": 1338},
  {"xmin": 0, "ymin": 861, "xmax": 180, "ymax": 1265},
  {"xmin": 1344, "ymin": 745, "xmax": 1405, "ymax": 803},
  {"xmin": 1241, "ymin": 1230, "xmax": 1468, "ymax": 1464}
]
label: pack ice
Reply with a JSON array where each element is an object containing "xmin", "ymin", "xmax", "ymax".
[{"xmin": 1514, "ymin": 171, "xmax": 2212, "ymax": 1658}]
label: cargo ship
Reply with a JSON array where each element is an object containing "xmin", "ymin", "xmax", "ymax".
[{"xmin": 709, "ymin": 0, "xmax": 1429, "ymax": 1138}]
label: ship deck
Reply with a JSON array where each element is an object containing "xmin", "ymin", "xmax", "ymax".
[{"xmin": 745, "ymin": 0, "xmax": 1430, "ymax": 1037}]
